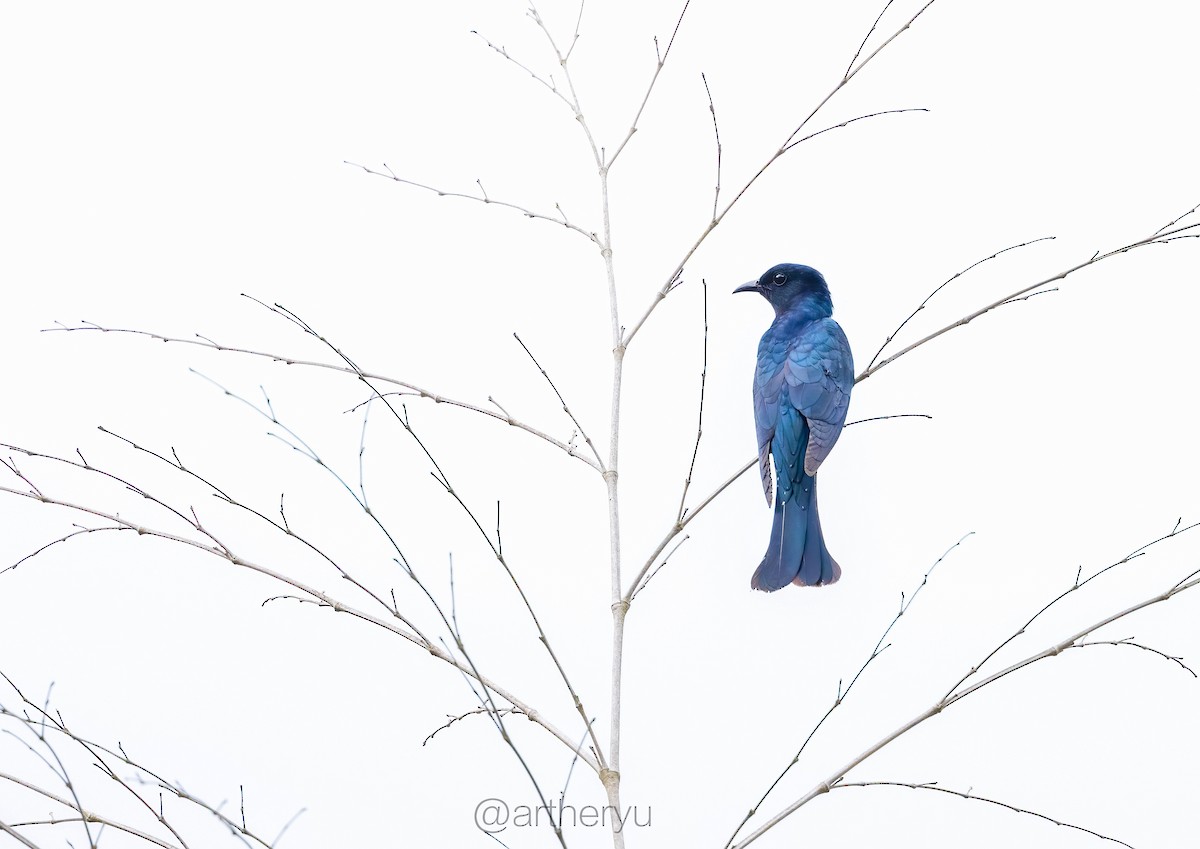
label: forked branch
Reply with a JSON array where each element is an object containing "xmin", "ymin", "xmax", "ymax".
[
  {"xmin": 623, "ymin": 1, "xmax": 939, "ymax": 348},
  {"xmin": 0, "ymin": 473, "xmax": 599, "ymax": 774},
  {"xmin": 731, "ymin": 522, "xmax": 1200, "ymax": 848},
  {"xmin": 44, "ymin": 318, "xmax": 604, "ymax": 474}
]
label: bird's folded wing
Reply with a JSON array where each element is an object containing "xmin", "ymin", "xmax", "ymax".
[
  {"xmin": 753, "ymin": 335, "xmax": 789, "ymax": 504},
  {"xmin": 783, "ymin": 318, "xmax": 854, "ymax": 476}
]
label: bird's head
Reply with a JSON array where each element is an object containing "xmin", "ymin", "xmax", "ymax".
[{"xmin": 734, "ymin": 263, "xmax": 833, "ymax": 317}]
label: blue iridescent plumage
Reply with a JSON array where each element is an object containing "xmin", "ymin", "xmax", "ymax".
[{"xmin": 735, "ymin": 264, "xmax": 853, "ymax": 591}]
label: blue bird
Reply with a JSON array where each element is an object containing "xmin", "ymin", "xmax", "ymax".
[{"xmin": 734, "ymin": 264, "xmax": 854, "ymax": 591}]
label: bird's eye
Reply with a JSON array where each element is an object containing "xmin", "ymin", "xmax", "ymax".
[{"xmin": 772, "ymin": 273, "xmax": 786, "ymax": 286}]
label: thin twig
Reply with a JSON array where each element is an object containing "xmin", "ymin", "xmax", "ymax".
[
  {"xmin": 624, "ymin": 458, "xmax": 754, "ymax": 602},
  {"xmin": 845, "ymin": 413, "xmax": 932, "ymax": 427},
  {"xmin": 346, "ymin": 161, "xmax": 599, "ymax": 244},
  {"xmin": 408, "ymin": 400, "xmax": 608, "ymax": 774},
  {"xmin": 606, "ymin": 1, "xmax": 691, "ymax": 170},
  {"xmin": 843, "ymin": 0, "xmax": 899, "ymax": 79},
  {"xmin": 1152, "ymin": 200, "xmax": 1199, "ymax": 236},
  {"xmin": 858, "ymin": 213, "xmax": 1200, "ymax": 381},
  {"xmin": 866, "ymin": 235, "xmax": 1056, "ymax": 372},
  {"xmin": 629, "ymin": 535, "xmax": 689, "ymax": 601},
  {"xmin": 557, "ymin": 719, "xmax": 595, "ymax": 829},
  {"xmin": 527, "ymin": 2, "xmax": 603, "ymax": 167},
  {"xmin": 513, "ymin": 333, "xmax": 605, "ymax": 468},
  {"xmin": 2, "ymin": 524, "xmax": 124, "ymax": 575},
  {"xmin": 675, "ymin": 278, "xmax": 708, "ymax": 525},
  {"xmin": 357, "ymin": 397, "xmax": 373, "ymax": 510},
  {"xmin": 1074, "ymin": 637, "xmax": 1195, "ymax": 677},
  {"xmin": 781, "ymin": 107, "xmax": 928, "ymax": 153},
  {"xmin": 701, "ymin": 74, "xmax": 722, "ymax": 221},
  {"xmin": 834, "ymin": 781, "xmax": 1135, "ymax": 849},
  {"xmin": 470, "ymin": 30, "xmax": 573, "ymax": 108},
  {"xmin": 423, "ymin": 707, "xmax": 523, "ymax": 746}
]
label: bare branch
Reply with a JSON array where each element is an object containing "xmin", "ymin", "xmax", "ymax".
[
  {"xmin": 866, "ymin": 235, "xmax": 1056, "ymax": 372},
  {"xmin": 843, "ymin": 0, "xmax": 899, "ymax": 80},
  {"xmin": 564, "ymin": 0, "xmax": 586, "ymax": 62},
  {"xmin": 513, "ymin": 332, "xmax": 605, "ymax": 469},
  {"xmin": 845, "ymin": 412, "xmax": 932, "ymax": 427},
  {"xmin": 1, "ymin": 670, "xmax": 287, "ymax": 849},
  {"xmin": 665, "ymin": 211, "xmax": 1198, "ymax": 546},
  {"xmin": 0, "ymin": 482, "xmax": 597, "ymax": 772},
  {"xmin": 345, "ymin": 160, "xmax": 599, "ymax": 244},
  {"xmin": 391, "ymin": 403, "xmax": 609, "ymax": 775},
  {"xmin": 629, "ymin": 535, "xmax": 689, "ymax": 601},
  {"xmin": 423, "ymin": 706, "xmax": 523, "ymax": 747},
  {"xmin": 623, "ymin": 1, "xmax": 938, "ymax": 348},
  {"xmin": 42, "ymin": 320, "xmax": 603, "ymax": 473},
  {"xmin": 624, "ymin": 457, "xmax": 754, "ymax": 602},
  {"xmin": 780, "ymin": 107, "xmax": 928, "ymax": 153},
  {"xmin": 702, "ymin": 73, "xmax": 722, "ymax": 221},
  {"xmin": 941, "ymin": 518, "xmax": 1200, "ymax": 702},
  {"xmin": 527, "ymin": 2, "xmax": 603, "ymax": 168},
  {"xmin": 675, "ymin": 278, "xmax": 708, "ymax": 526},
  {"xmin": 724, "ymin": 533, "xmax": 972, "ymax": 849},
  {"xmin": 249, "ymin": 307, "xmax": 610, "ymax": 778},
  {"xmin": 1152, "ymin": 199, "xmax": 1199, "ymax": 236},
  {"xmin": 2, "ymin": 524, "xmax": 123, "ymax": 575},
  {"xmin": 470, "ymin": 30, "xmax": 574, "ymax": 109},
  {"xmin": 1074, "ymin": 637, "xmax": 1196, "ymax": 677},
  {"xmin": 163, "ymin": 378, "xmax": 440, "ymax": 646},
  {"xmin": 606, "ymin": 1, "xmax": 691, "ymax": 170},
  {"xmin": 834, "ymin": 781, "xmax": 1136, "ymax": 849},
  {"xmin": 858, "ymin": 214, "xmax": 1200, "ymax": 382},
  {"xmin": 0, "ymin": 820, "xmax": 44, "ymax": 849},
  {"xmin": 357, "ymin": 397, "xmax": 373, "ymax": 509},
  {"xmin": 732, "ymin": 525, "xmax": 1200, "ymax": 848},
  {"xmin": 425, "ymin": 596, "xmax": 570, "ymax": 849}
]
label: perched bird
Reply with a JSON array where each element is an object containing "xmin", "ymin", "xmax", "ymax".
[{"xmin": 734, "ymin": 264, "xmax": 854, "ymax": 591}]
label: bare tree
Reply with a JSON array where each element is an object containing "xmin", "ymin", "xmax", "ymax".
[{"xmin": 2, "ymin": 2, "xmax": 1198, "ymax": 848}]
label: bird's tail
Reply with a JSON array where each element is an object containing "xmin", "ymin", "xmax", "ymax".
[{"xmin": 750, "ymin": 474, "xmax": 841, "ymax": 591}]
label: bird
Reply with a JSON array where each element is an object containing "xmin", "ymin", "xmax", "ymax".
[{"xmin": 734, "ymin": 263, "xmax": 854, "ymax": 591}]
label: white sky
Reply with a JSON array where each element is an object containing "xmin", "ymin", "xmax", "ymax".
[{"xmin": 2, "ymin": 1, "xmax": 1198, "ymax": 847}]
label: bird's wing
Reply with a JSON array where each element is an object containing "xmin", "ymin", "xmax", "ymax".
[
  {"xmin": 752, "ymin": 332, "xmax": 790, "ymax": 505},
  {"xmin": 783, "ymin": 318, "xmax": 854, "ymax": 476}
]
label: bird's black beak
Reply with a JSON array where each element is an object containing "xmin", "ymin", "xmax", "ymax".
[{"xmin": 733, "ymin": 280, "xmax": 759, "ymax": 294}]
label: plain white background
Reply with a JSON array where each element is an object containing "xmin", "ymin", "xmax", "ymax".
[{"xmin": 2, "ymin": 1, "xmax": 1198, "ymax": 847}]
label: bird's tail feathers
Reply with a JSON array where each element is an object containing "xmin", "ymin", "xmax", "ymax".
[{"xmin": 751, "ymin": 474, "xmax": 840, "ymax": 591}]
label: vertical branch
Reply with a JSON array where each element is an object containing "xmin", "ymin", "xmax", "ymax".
[
  {"xmin": 702, "ymin": 74, "xmax": 723, "ymax": 222},
  {"xmin": 523, "ymin": 5, "xmax": 654, "ymax": 835},
  {"xmin": 676, "ymin": 279, "xmax": 709, "ymax": 525}
]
